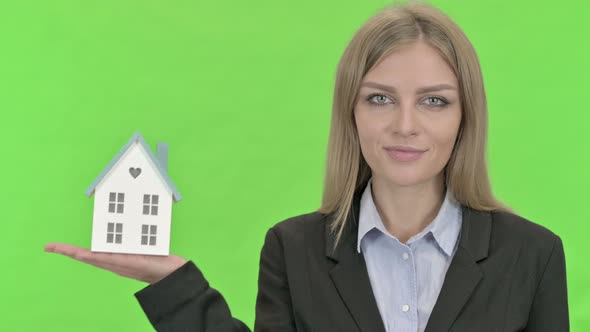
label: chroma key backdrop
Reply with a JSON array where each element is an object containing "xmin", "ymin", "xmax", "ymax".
[{"xmin": 1, "ymin": 0, "xmax": 588, "ymax": 330}]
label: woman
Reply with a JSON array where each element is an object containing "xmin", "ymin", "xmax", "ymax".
[{"xmin": 45, "ymin": 1, "xmax": 569, "ymax": 331}]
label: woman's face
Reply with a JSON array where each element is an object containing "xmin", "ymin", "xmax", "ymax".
[{"xmin": 354, "ymin": 41, "xmax": 462, "ymax": 188}]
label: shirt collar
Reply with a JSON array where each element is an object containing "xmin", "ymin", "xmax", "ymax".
[{"xmin": 357, "ymin": 177, "xmax": 462, "ymax": 256}]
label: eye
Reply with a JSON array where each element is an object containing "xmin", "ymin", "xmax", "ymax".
[
  {"xmin": 423, "ymin": 96, "xmax": 449, "ymax": 107},
  {"xmin": 364, "ymin": 94, "xmax": 450, "ymax": 108},
  {"xmin": 366, "ymin": 93, "xmax": 392, "ymax": 106}
]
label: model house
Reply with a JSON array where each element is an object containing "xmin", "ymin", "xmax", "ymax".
[{"xmin": 85, "ymin": 131, "xmax": 182, "ymax": 255}]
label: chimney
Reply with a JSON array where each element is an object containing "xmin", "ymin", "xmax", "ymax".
[{"xmin": 157, "ymin": 142, "xmax": 169, "ymax": 174}]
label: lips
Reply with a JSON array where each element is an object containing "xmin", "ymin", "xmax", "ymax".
[
  {"xmin": 384, "ymin": 146, "xmax": 426, "ymax": 162},
  {"xmin": 384, "ymin": 146, "xmax": 426, "ymax": 153}
]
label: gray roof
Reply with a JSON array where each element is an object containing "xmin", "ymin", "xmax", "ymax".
[{"xmin": 84, "ymin": 131, "xmax": 182, "ymax": 202}]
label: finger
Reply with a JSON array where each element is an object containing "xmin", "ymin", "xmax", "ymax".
[
  {"xmin": 44, "ymin": 243, "xmax": 89, "ymax": 257},
  {"xmin": 45, "ymin": 243, "xmax": 116, "ymax": 267}
]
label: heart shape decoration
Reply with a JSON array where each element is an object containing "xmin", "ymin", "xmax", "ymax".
[{"xmin": 129, "ymin": 167, "xmax": 142, "ymax": 179}]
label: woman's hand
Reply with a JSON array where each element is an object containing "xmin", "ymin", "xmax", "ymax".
[{"xmin": 44, "ymin": 243, "xmax": 188, "ymax": 284}]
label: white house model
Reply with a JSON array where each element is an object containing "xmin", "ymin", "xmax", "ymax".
[{"xmin": 85, "ymin": 131, "xmax": 182, "ymax": 256}]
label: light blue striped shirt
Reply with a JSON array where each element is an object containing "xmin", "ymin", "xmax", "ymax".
[{"xmin": 358, "ymin": 178, "xmax": 463, "ymax": 332}]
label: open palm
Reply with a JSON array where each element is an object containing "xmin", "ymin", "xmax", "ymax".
[{"xmin": 44, "ymin": 243, "xmax": 188, "ymax": 284}]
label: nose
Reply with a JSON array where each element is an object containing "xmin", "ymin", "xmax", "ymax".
[{"xmin": 390, "ymin": 102, "xmax": 419, "ymax": 137}]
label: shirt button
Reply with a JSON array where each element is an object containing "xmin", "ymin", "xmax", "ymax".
[
  {"xmin": 402, "ymin": 252, "xmax": 409, "ymax": 260},
  {"xmin": 402, "ymin": 304, "xmax": 409, "ymax": 312}
]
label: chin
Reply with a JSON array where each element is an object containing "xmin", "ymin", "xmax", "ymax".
[{"xmin": 382, "ymin": 173, "xmax": 428, "ymax": 187}]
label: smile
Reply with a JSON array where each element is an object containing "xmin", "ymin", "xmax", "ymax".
[{"xmin": 384, "ymin": 148, "xmax": 426, "ymax": 162}]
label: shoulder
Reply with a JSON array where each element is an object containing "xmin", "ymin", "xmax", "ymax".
[
  {"xmin": 487, "ymin": 209, "xmax": 564, "ymax": 265},
  {"xmin": 491, "ymin": 211, "xmax": 559, "ymax": 242},
  {"xmin": 490, "ymin": 209, "xmax": 559, "ymax": 242},
  {"xmin": 270, "ymin": 211, "xmax": 326, "ymax": 232},
  {"xmin": 260, "ymin": 211, "xmax": 328, "ymax": 252}
]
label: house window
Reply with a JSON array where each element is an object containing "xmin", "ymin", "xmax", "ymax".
[
  {"xmin": 108, "ymin": 192, "xmax": 125, "ymax": 214},
  {"xmin": 143, "ymin": 194, "xmax": 159, "ymax": 216},
  {"xmin": 141, "ymin": 224, "xmax": 157, "ymax": 246},
  {"xmin": 106, "ymin": 222, "xmax": 123, "ymax": 244}
]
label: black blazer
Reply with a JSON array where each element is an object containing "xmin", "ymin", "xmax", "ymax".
[{"xmin": 135, "ymin": 189, "xmax": 569, "ymax": 332}]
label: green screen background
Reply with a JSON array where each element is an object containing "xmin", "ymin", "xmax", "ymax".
[{"xmin": 2, "ymin": 0, "xmax": 588, "ymax": 330}]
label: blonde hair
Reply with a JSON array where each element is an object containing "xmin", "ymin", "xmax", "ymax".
[{"xmin": 318, "ymin": 0, "xmax": 514, "ymax": 249}]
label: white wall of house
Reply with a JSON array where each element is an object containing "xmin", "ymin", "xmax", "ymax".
[{"xmin": 91, "ymin": 142, "xmax": 173, "ymax": 255}]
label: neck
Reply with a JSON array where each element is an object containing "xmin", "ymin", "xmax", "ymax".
[{"xmin": 370, "ymin": 173, "xmax": 446, "ymax": 243}]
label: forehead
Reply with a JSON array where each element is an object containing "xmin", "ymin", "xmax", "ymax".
[{"xmin": 363, "ymin": 42, "xmax": 458, "ymax": 90}]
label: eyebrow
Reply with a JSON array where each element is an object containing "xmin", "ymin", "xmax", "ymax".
[{"xmin": 360, "ymin": 82, "xmax": 458, "ymax": 94}]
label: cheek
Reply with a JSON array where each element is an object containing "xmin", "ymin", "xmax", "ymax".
[
  {"xmin": 354, "ymin": 114, "xmax": 381, "ymax": 159},
  {"xmin": 432, "ymin": 118, "xmax": 461, "ymax": 155},
  {"xmin": 354, "ymin": 113, "xmax": 370, "ymax": 143},
  {"xmin": 356, "ymin": 111, "xmax": 384, "ymax": 137},
  {"xmin": 356, "ymin": 120, "xmax": 383, "ymax": 153}
]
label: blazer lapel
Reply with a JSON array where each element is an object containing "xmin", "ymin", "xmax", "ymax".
[
  {"xmin": 325, "ymin": 190, "xmax": 387, "ymax": 332},
  {"xmin": 424, "ymin": 206, "xmax": 492, "ymax": 332},
  {"xmin": 324, "ymin": 186, "xmax": 493, "ymax": 332}
]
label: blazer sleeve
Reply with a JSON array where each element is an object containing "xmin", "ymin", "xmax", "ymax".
[
  {"xmin": 524, "ymin": 235, "xmax": 570, "ymax": 332},
  {"xmin": 134, "ymin": 226, "xmax": 296, "ymax": 332}
]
